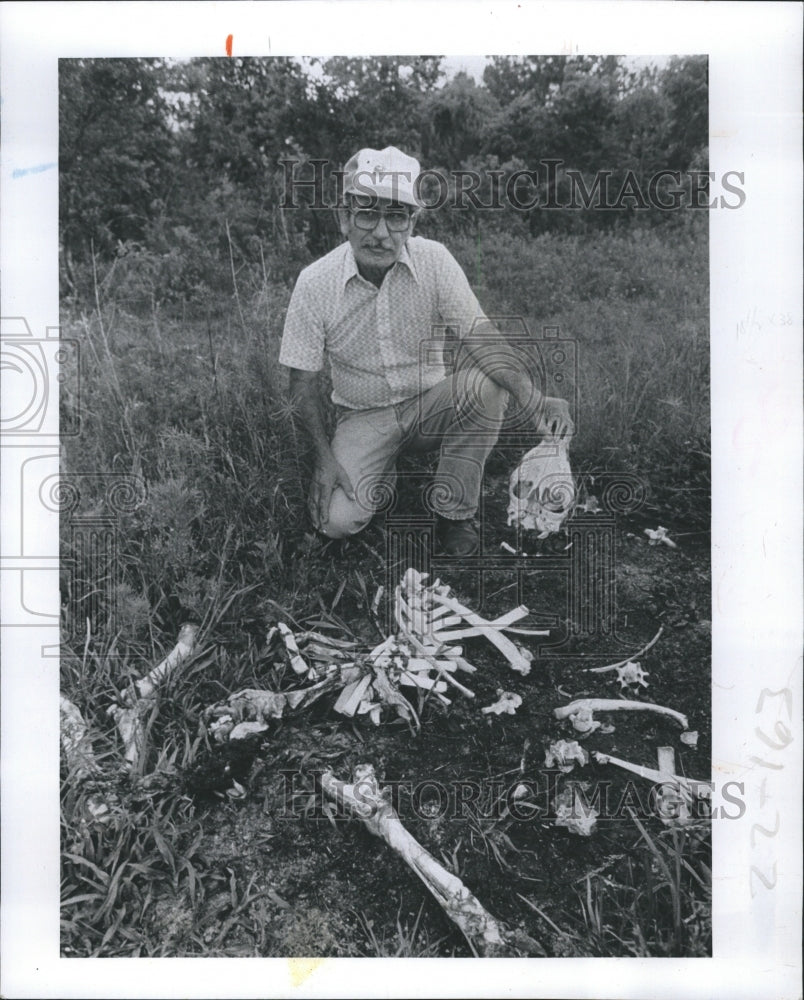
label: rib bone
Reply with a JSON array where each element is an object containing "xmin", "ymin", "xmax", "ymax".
[{"xmin": 587, "ymin": 627, "xmax": 663, "ymax": 675}]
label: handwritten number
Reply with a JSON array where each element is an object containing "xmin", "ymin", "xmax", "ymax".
[
  {"xmin": 755, "ymin": 687, "xmax": 792, "ymax": 719},
  {"xmin": 749, "ymin": 756, "xmax": 784, "ymax": 770},
  {"xmin": 750, "ymin": 863, "xmax": 777, "ymax": 897},
  {"xmin": 751, "ymin": 813, "xmax": 780, "ymax": 846},
  {"xmin": 755, "ymin": 721, "xmax": 793, "ymax": 751}
]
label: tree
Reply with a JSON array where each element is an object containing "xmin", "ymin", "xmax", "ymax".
[
  {"xmin": 425, "ymin": 71, "xmax": 500, "ymax": 166},
  {"xmin": 59, "ymin": 59, "xmax": 175, "ymax": 284},
  {"xmin": 660, "ymin": 56, "xmax": 708, "ymax": 170}
]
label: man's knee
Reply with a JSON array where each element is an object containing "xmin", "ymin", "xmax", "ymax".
[
  {"xmin": 320, "ymin": 490, "xmax": 373, "ymax": 540},
  {"xmin": 454, "ymin": 368, "xmax": 509, "ymax": 428}
]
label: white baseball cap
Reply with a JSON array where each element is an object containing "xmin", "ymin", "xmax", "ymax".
[{"xmin": 342, "ymin": 146, "xmax": 422, "ymax": 208}]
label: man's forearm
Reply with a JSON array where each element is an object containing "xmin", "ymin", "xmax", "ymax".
[
  {"xmin": 459, "ymin": 329, "xmax": 543, "ymax": 415},
  {"xmin": 288, "ymin": 370, "xmax": 332, "ymax": 459}
]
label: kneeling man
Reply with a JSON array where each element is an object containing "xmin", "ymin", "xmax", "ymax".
[{"xmin": 279, "ymin": 145, "xmax": 572, "ymax": 555}]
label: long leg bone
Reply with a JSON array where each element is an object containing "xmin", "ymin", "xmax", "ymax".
[
  {"xmin": 554, "ymin": 697, "xmax": 688, "ymax": 733},
  {"xmin": 110, "ymin": 624, "xmax": 199, "ymax": 770},
  {"xmin": 124, "ymin": 623, "xmax": 199, "ymax": 703},
  {"xmin": 321, "ymin": 765, "xmax": 537, "ymax": 956}
]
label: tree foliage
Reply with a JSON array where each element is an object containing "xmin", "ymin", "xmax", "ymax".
[{"xmin": 59, "ymin": 54, "xmax": 708, "ymax": 304}]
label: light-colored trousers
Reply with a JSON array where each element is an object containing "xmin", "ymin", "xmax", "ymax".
[{"xmin": 320, "ymin": 368, "xmax": 508, "ymax": 539}]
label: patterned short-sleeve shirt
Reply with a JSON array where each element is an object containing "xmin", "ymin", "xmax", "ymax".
[{"xmin": 279, "ymin": 236, "xmax": 487, "ymax": 409}]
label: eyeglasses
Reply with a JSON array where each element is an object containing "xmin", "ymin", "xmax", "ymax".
[{"xmin": 350, "ymin": 207, "xmax": 413, "ymax": 232}]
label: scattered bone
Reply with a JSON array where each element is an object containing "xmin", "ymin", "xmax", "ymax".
[
  {"xmin": 499, "ymin": 541, "xmax": 518, "ymax": 555},
  {"xmin": 275, "ymin": 621, "xmax": 311, "ymax": 677},
  {"xmin": 594, "ymin": 747, "xmax": 710, "ymax": 826},
  {"xmin": 507, "ymin": 435, "xmax": 575, "ymax": 537},
  {"xmin": 554, "ymin": 697, "xmax": 688, "ymax": 733},
  {"xmin": 395, "ymin": 569, "xmax": 545, "ymax": 678},
  {"xmin": 229, "ymin": 721, "xmax": 271, "ymax": 740},
  {"xmin": 544, "ymin": 739, "xmax": 588, "ymax": 773},
  {"xmin": 60, "ymin": 695, "xmax": 115, "ymax": 823},
  {"xmin": 615, "ymin": 661, "xmax": 650, "ymax": 690},
  {"xmin": 125, "ymin": 623, "xmax": 199, "ymax": 703},
  {"xmin": 587, "ymin": 626, "xmax": 663, "ymax": 675},
  {"xmin": 227, "ymin": 780, "xmax": 247, "ymax": 800},
  {"xmin": 109, "ymin": 624, "xmax": 199, "ymax": 769},
  {"xmin": 107, "ymin": 702, "xmax": 150, "ymax": 770},
  {"xmin": 321, "ymin": 765, "xmax": 538, "ymax": 956},
  {"xmin": 293, "ymin": 631, "xmax": 358, "ymax": 650},
  {"xmin": 593, "ymin": 748, "xmax": 710, "ymax": 800},
  {"xmin": 576, "ymin": 494, "xmax": 600, "ymax": 513},
  {"xmin": 205, "ymin": 676, "xmax": 341, "ymax": 742},
  {"xmin": 559, "ymin": 706, "xmax": 600, "ymax": 734},
  {"xmin": 554, "ymin": 784, "xmax": 598, "ymax": 836},
  {"xmin": 644, "ymin": 526, "xmax": 677, "ymax": 548},
  {"xmin": 481, "ymin": 690, "xmax": 522, "ymax": 716},
  {"xmin": 60, "ymin": 695, "xmax": 103, "ymax": 782},
  {"xmin": 680, "ymin": 730, "xmax": 699, "ymax": 747}
]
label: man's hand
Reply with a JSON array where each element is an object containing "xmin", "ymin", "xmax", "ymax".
[
  {"xmin": 539, "ymin": 396, "xmax": 574, "ymax": 439},
  {"xmin": 310, "ymin": 453, "xmax": 355, "ymax": 530},
  {"xmin": 461, "ymin": 337, "xmax": 573, "ymax": 441},
  {"xmin": 516, "ymin": 389, "xmax": 574, "ymax": 440}
]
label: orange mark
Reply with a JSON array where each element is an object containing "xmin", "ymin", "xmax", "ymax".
[{"xmin": 225, "ymin": 34, "xmax": 233, "ymax": 56}]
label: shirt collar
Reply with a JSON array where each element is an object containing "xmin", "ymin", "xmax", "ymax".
[{"xmin": 341, "ymin": 239, "xmax": 419, "ymax": 287}]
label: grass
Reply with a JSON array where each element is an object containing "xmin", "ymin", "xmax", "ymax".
[{"xmin": 60, "ymin": 219, "xmax": 711, "ymax": 957}]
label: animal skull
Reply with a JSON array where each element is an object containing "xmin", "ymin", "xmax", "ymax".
[{"xmin": 507, "ymin": 438, "xmax": 575, "ymax": 538}]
